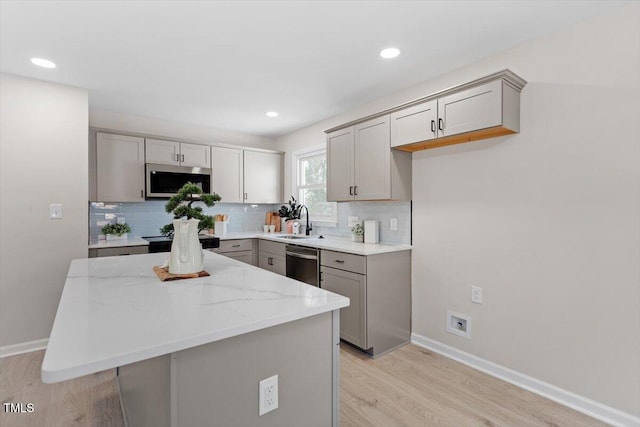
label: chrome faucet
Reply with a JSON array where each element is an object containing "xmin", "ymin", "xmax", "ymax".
[{"xmin": 300, "ymin": 205, "xmax": 313, "ymax": 236}]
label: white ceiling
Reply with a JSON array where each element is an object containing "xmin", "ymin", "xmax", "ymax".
[{"xmin": 0, "ymin": 1, "xmax": 628, "ymax": 138}]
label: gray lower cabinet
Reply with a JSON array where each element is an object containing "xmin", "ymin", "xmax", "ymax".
[
  {"xmin": 210, "ymin": 239, "xmax": 256, "ymax": 266},
  {"xmin": 320, "ymin": 249, "xmax": 411, "ymax": 357},
  {"xmin": 88, "ymin": 245, "xmax": 149, "ymax": 258},
  {"xmin": 320, "ymin": 266, "xmax": 366, "ymax": 348},
  {"xmin": 258, "ymin": 240, "xmax": 286, "ymax": 276}
]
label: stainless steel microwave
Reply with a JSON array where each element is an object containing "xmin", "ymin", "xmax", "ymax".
[{"xmin": 145, "ymin": 163, "xmax": 212, "ymax": 198}]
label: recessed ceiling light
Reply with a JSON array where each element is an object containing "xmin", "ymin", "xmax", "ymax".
[
  {"xmin": 380, "ymin": 48, "xmax": 401, "ymax": 59},
  {"xmin": 30, "ymin": 58, "xmax": 56, "ymax": 68},
  {"xmin": 266, "ymin": 111, "xmax": 279, "ymax": 118}
]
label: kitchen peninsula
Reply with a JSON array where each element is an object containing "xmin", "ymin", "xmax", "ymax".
[{"xmin": 41, "ymin": 251, "xmax": 349, "ymax": 427}]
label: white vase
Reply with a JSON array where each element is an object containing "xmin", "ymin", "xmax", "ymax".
[{"xmin": 169, "ymin": 219, "xmax": 203, "ymax": 274}]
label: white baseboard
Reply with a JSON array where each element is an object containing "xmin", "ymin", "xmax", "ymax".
[
  {"xmin": 411, "ymin": 333, "xmax": 639, "ymax": 427},
  {"xmin": 0, "ymin": 338, "xmax": 48, "ymax": 358}
]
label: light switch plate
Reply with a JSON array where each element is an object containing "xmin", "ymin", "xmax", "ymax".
[
  {"xmin": 390, "ymin": 218, "xmax": 398, "ymax": 231},
  {"xmin": 347, "ymin": 216, "xmax": 360, "ymax": 227},
  {"xmin": 49, "ymin": 204, "xmax": 63, "ymax": 219}
]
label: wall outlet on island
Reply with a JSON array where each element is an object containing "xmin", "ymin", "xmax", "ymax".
[{"xmin": 259, "ymin": 374, "xmax": 278, "ymax": 416}]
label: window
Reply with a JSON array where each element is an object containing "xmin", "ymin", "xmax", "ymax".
[{"xmin": 294, "ymin": 146, "xmax": 337, "ymax": 225}]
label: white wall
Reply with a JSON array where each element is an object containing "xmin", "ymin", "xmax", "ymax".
[
  {"xmin": 276, "ymin": 4, "xmax": 640, "ymax": 418},
  {"xmin": 0, "ymin": 74, "xmax": 88, "ymax": 348},
  {"xmin": 90, "ymin": 109, "xmax": 275, "ymax": 149}
]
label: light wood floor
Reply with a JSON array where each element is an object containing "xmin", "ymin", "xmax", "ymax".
[{"xmin": 0, "ymin": 345, "xmax": 608, "ymax": 426}]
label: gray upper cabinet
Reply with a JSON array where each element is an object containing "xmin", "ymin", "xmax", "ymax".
[
  {"xmin": 326, "ymin": 127, "xmax": 355, "ymax": 202},
  {"xmin": 327, "ymin": 116, "xmax": 411, "ymax": 202},
  {"xmin": 211, "ymin": 148, "xmax": 283, "ymax": 204},
  {"xmin": 211, "ymin": 146, "xmax": 244, "ymax": 203},
  {"xmin": 243, "ymin": 151, "xmax": 283, "ymax": 204},
  {"xmin": 96, "ymin": 133, "xmax": 145, "ymax": 202},
  {"xmin": 330, "ymin": 70, "xmax": 526, "ymax": 153},
  {"xmin": 146, "ymin": 138, "xmax": 210, "ymax": 168},
  {"xmin": 390, "ymin": 99, "xmax": 437, "ymax": 148},
  {"xmin": 437, "ymin": 79, "xmax": 504, "ymax": 138}
]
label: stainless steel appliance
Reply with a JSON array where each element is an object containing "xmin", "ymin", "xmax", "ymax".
[
  {"xmin": 146, "ymin": 163, "xmax": 212, "ymax": 198},
  {"xmin": 285, "ymin": 244, "xmax": 319, "ymax": 287},
  {"xmin": 142, "ymin": 235, "xmax": 220, "ymax": 253}
]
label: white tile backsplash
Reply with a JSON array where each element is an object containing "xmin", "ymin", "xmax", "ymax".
[{"xmin": 90, "ymin": 200, "xmax": 411, "ymax": 244}]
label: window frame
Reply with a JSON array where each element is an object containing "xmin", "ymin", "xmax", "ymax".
[{"xmin": 291, "ymin": 145, "xmax": 337, "ymax": 227}]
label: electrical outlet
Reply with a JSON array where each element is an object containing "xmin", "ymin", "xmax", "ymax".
[
  {"xmin": 446, "ymin": 310, "xmax": 471, "ymax": 339},
  {"xmin": 259, "ymin": 375, "xmax": 278, "ymax": 416},
  {"xmin": 471, "ymin": 286, "xmax": 483, "ymax": 304},
  {"xmin": 347, "ymin": 216, "xmax": 360, "ymax": 227},
  {"xmin": 390, "ymin": 217, "xmax": 398, "ymax": 231}
]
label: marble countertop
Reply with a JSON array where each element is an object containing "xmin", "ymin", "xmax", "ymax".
[
  {"xmin": 41, "ymin": 252, "xmax": 349, "ymax": 384},
  {"xmin": 87, "ymin": 232, "xmax": 411, "ymax": 255},
  {"xmin": 211, "ymin": 232, "xmax": 412, "ymax": 255}
]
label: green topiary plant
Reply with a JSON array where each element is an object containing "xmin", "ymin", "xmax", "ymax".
[
  {"xmin": 102, "ymin": 223, "xmax": 131, "ymax": 236},
  {"xmin": 160, "ymin": 182, "xmax": 221, "ymax": 237}
]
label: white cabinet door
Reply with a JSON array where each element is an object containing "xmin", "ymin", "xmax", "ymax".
[
  {"xmin": 96, "ymin": 133, "xmax": 145, "ymax": 202},
  {"xmin": 354, "ymin": 116, "xmax": 390, "ymax": 201},
  {"xmin": 437, "ymin": 80, "xmax": 502, "ymax": 138},
  {"xmin": 321, "ymin": 266, "xmax": 367, "ymax": 349},
  {"xmin": 390, "ymin": 99, "xmax": 437, "ymax": 147},
  {"xmin": 180, "ymin": 142, "xmax": 210, "ymax": 168},
  {"xmin": 145, "ymin": 138, "xmax": 180, "ymax": 165},
  {"xmin": 211, "ymin": 147, "xmax": 244, "ymax": 203},
  {"xmin": 326, "ymin": 127, "xmax": 354, "ymax": 202},
  {"xmin": 243, "ymin": 151, "xmax": 283, "ymax": 204}
]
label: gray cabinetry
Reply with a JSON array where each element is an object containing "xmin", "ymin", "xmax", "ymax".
[
  {"xmin": 211, "ymin": 146, "xmax": 244, "ymax": 203},
  {"xmin": 390, "ymin": 99, "xmax": 438, "ymax": 147},
  {"xmin": 96, "ymin": 133, "xmax": 145, "ymax": 202},
  {"xmin": 258, "ymin": 240, "xmax": 286, "ymax": 276},
  {"xmin": 146, "ymin": 138, "xmax": 210, "ymax": 168},
  {"xmin": 211, "ymin": 148, "xmax": 283, "ymax": 204},
  {"xmin": 210, "ymin": 239, "xmax": 256, "ymax": 266},
  {"xmin": 327, "ymin": 116, "xmax": 411, "ymax": 202},
  {"xmin": 321, "ymin": 266, "xmax": 366, "ymax": 348},
  {"xmin": 88, "ymin": 245, "xmax": 149, "ymax": 258},
  {"xmin": 330, "ymin": 70, "xmax": 526, "ymax": 153},
  {"xmin": 320, "ymin": 249, "xmax": 411, "ymax": 357},
  {"xmin": 243, "ymin": 151, "xmax": 283, "ymax": 204}
]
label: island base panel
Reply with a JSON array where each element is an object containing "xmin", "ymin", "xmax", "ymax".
[{"xmin": 118, "ymin": 312, "xmax": 335, "ymax": 427}]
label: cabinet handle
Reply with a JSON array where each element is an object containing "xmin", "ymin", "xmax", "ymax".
[
  {"xmin": 181, "ymin": 154, "xmax": 185, "ymax": 162},
  {"xmin": 244, "ymin": 193, "xmax": 248, "ymax": 200},
  {"xmin": 334, "ymin": 260, "xmax": 345, "ymax": 264},
  {"xmin": 320, "ymin": 271, "xmax": 324, "ymax": 282},
  {"xmin": 349, "ymin": 186, "xmax": 353, "ymax": 195},
  {"xmin": 175, "ymin": 154, "xmax": 180, "ymax": 162},
  {"xmin": 438, "ymin": 118, "xmax": 444, "ymax": 131},
  {"xmin": 431, "ymin": 120, "xmax": 436, "ymax": 133},
  {"xmin": 232, "ymin": 244, "xmax": 241, "ymax": 248},
  {"xmin": 354, "ymin": 186, "xmax": 358, "ymax": 196},
  {"xmin": 140, "ymin": 189, "xmax": 144, "ymax": 198}
]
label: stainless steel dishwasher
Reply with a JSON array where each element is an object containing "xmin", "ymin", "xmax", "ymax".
[{"xmin": 285, "ymin": 244, "xmax": 320, "ymax": 287}]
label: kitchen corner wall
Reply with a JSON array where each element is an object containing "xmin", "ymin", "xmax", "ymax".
[
  {"xmin": 0, "ymin": 74, "xmax": 88, "ymax": 348},
  {"xmin": 274, "ymin": 4, "xmax": 640, "ymax": 419},
  {"xmin": 90, "ymin": 202, "xmax": 276, "ymax": 239}
]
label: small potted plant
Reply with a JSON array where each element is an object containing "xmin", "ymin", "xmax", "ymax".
[
  {"xmin": 351, "ymin": 223, "xmax": 364, "ymax": 243},
  {"xmin": 278, "ymin": 196, "xmax": 302, "ymax": 233},
  {"xmin": 102, "ymin": 223, "xmax": 131, "ymax": 241}
]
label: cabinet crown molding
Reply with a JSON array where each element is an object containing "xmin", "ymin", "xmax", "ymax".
[{"xmin": 325, "ymin": 69, "xmax": 526, "ymax": 134}]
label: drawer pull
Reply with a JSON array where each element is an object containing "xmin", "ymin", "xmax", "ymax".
[
  {"xmin": 231, "ymin": 244, "xmax": 241, "ymax": 248},
  {"xmin": 334, "ymin": 260, "xmax": 345, "ymax": 263}
]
